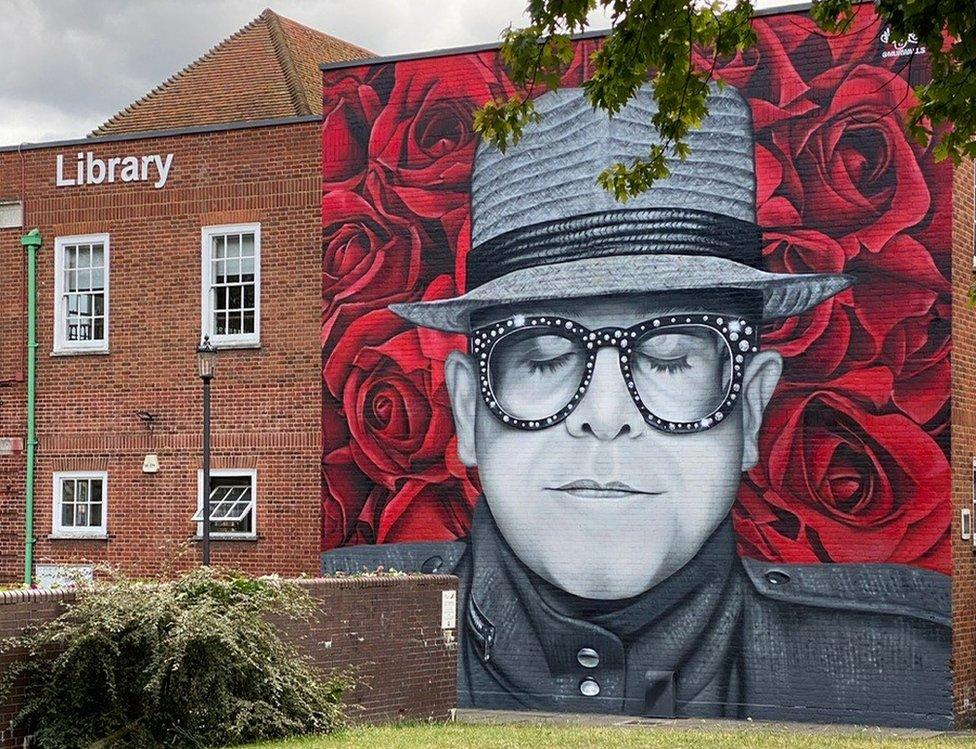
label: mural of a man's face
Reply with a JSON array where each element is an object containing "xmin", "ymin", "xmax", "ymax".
[{"xmin": 446, "ymin": 292, "xmax": 783, "ymax": 600}]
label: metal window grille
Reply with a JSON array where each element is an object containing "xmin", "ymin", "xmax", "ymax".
[
  {"xmin": 210, "ymin": 232, "xmax": 256, "ymax": 337},
  {"xmin": 62, "ymin": 242, "xmax": 106, "ymax": 342}
]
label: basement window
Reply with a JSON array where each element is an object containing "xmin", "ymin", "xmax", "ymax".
[
  {"xmin": 53, "ymin": 234, "xmax": 110, "ymax": 354},
  {"xmin": 52, "ymin": 472, "xmax": 108, "ymax": 538},
  {"xmin": 201, "ymin": 223, "xmax": 260, "ymax": 348},
  {"xmin": 193, "ymin": 469, "xmax": 257, "ymax": 539}
]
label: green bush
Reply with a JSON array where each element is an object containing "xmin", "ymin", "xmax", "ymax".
[{"xmin": 0, "ymin": 568, "xmax": 349, "ymax": 748}]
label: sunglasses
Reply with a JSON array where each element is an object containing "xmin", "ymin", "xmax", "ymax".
[{"xmin": 470, "ymin": 313, "xmax": 760, "ymax": 434}]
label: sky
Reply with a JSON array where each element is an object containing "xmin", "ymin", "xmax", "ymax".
[{"xmin": 0, "ymin": 0, "xmax": 788, "ymax": 146}]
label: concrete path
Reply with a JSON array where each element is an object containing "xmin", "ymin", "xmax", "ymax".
[{"xmin": 454, "ymin": 708, "xmax": 975, "ymax": 741}]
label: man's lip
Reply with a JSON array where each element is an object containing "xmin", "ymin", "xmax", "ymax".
[{"xmin": 546, "ymin": 480, "xmax": 663, "ymax": 498}]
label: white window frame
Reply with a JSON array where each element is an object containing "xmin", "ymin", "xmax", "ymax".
[
  {"xmin": 195, "ymin": 468, "xmax": 257, "ymax": 540},
  {"xmin": 200, "ymin": 223, "xmax": 261, "ymax": 348},
  {"xmin": 52, "ymin": 471, "xmax": 108, "ymax": 539},
  {"xmin": 53, "ymin": 234, "xmax": 110, "ymax": 354}
]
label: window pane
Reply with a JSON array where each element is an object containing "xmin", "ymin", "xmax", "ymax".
[
  {"xmin": 62, "ymin": 479, "xmax": 75, "ymax": 504},
  {"xmin": 227, "ymin": 311, "xmax": 242, "ymax": 335},
  {"xmin": 243, "ymin": 285, "xmax": 254, "ymax": 308},
  {"xmin": 91, "ymin": 245, "xmax": 104, "ymax": 269},
  {"xmin": 241, "ymin": 233, "xmax": 254, "ymax": 257},
  {"xmin": 226, "ymin": 259, "xmax": 240, "ymax": 283},
  {"xmin": 241, "ymin": 256, "xmax": 254, "ymax": 281},
  {"xmin": 213, "ymin": 235, "xmax": 225, "ymax": 259},
  {"xmin": 90, "ymin": 503, "xmax": 102, "ymax": 527},
  {"xmin": 92, "ymin": 266, "xmax": 104, "ymax": 289},
  {"xmin": 62, "ymin": 502, "xmax": 74, "ymax": 527},
  {"xmin": 77, "ymin": 480, "xmax": 89, "ymax": 504},
  {"xmin": 77, "ymin": 269, "xmax": 91, "ymax": 291},
  {"xmin": 65, "ymin": 247, "xmax": 77, "ymax": 270},
  {"xmin": 65, "ymin": 270, "xmax": 77, "ymax": 293},
  {"xmin": 228, "ymin": 285, "xmax": 241, "ymax": 310},
  {"xmin": 91, "ymin": 479, "xmax": 103, "ymax": 503},
  {"xmin": 75, "ymin": 504, "xmax": 89, "ymax": 527},
  {"xmin": 79, "ymin": 245, "xmax": 91, "ymax": 269},
  {"xmin": 94, "ymin": 295, "xmax": 104, "ymax": 315},
  {"xmin": 215, "ymin": 312, "xmax": 227, "ymax": 335},
  {"xmin": 93, "ymin": 317, "xmax": 104, "ymax": 340},
  {"xmin": 214, "ymin": 286, "xmax": 228, "ymax": 312},
  {"xmin": 242, "ymin": 309, "xmax": 254, "ymax": 334},
  {"xmin": 227, "ymin": 234, "xmax": 240, "ymax": 257}
]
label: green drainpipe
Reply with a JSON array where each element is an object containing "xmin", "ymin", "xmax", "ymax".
[{"xmin": 21, "ymin": 229, "xmax": 41, "ymax": 587}]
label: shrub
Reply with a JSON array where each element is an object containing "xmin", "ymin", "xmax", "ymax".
[{"xmin": 0, "ymin": 568, "xmax": 349, "ymax": 748}]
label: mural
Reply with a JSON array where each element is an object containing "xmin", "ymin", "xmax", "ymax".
[{"xmin": 321, "ymin": 9, "xmax": 951, "ymax": 727}]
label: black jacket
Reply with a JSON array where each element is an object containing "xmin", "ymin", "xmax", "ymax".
[{"xmin": 322, "ymin": 501, "xmax": 951, "ymax": 728}]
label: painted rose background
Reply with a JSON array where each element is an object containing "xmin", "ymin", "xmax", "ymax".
[{"xmin": 321, "ymin": 10, "xmax": 950, "ymax": 574}]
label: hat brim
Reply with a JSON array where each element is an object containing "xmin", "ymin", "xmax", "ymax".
[{"xmin": 390, "ymin": 254, "xmax": 853, "ymax": 333}]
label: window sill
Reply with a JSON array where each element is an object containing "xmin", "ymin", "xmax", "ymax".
[
  {"xmin": 51, "ymin": 348, "xmax": 110, "ymax": 357},
  {"xmin": 210, "ymin": 341, "xmax": 261, "ymax": 351},
  {"xmin": 48, "ymin": 533, "xmax": 109, "ymax": 541},
  {"xmin": 191, "ymin": 534, "xmax": 259, "ymax": 542}
]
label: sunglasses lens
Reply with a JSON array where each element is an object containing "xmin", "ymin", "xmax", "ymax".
[
  {"xmin": 630, "ymin": 325, "xmax": 732, "ymax": 423},
  {"xmin": 489, "ymin": 328, "xmax": 586, "ymax": 421}
]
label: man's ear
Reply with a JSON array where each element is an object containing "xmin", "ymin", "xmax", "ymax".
[
  {"xmin": 444, "ymin": 349, "xmax": 479, "ymax": 467},
  {"xmin": 740, "ymin": 350, "xmax": 782, "ymax": 471}
]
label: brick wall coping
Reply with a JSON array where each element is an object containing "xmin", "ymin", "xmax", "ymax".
[
  {"xmin": 0, "ymin": 588, "xmax": 76, "ymax": 606},
  {"xmin": 0, "ymin": 574, "xmax": 455, "ymax": 607},
  {"xmin": 295, "ymin": 574, "xmax": 458, "ymax": 590}
]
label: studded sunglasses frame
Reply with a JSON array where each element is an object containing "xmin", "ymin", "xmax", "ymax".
[{"xmin": 470, "ymin": 314, "xmax": 761, "ymax": 434}]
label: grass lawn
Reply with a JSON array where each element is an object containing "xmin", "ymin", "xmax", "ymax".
[{"xmin": 240, "ymin": 722, "xmax": 975, "ymax": 749}]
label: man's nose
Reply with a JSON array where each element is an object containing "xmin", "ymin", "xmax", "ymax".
[{"xmin": 565, "ymin": 347, "xmax": 645, "ymax": 440}]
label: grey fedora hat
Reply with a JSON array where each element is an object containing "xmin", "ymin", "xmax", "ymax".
[{"xmin": 390, "ymin": 83, "xmax": 852, "ymax": 333}]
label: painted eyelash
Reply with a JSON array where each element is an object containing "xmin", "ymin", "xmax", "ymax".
[
  {"xmin": 641, "ymin": 355, "xmax": 691, "ymax": 374},
  {"xmin": 526, "ymin": 353, "xmax": 576, "ymax": 374}
]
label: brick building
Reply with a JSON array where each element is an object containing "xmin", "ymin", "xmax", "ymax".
[
  {"xmin": 0, "ymin": 9, "xmax": 370, "ymax": 581},
  {"xmin": 3, "ymin": 0, "xmax": 976, "ymax": 729}
]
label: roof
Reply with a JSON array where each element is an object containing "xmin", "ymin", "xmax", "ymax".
[{"xmin": 92, "ymin": 8, "xmax": 372, "ymax": 137}]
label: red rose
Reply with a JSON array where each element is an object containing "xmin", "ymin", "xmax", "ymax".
[
  {"xmin": 323, "ymin": 309, "xmax": 455, "ymax": 489},
  {"xmin": 694, "ymin": 20, "xmax": 816, "ymax": 130},
  {"xmin": 322, "ymin": 446, "xmax": 387, "ymax": 548},
  {"xmin": 375, "ymin": 477, "xmax": 477, "ymax": 544},
  {"xmin": 368, "ymin": 54, "xmax": 512, "ymax": 219},
  {"xmin": 762, "ymin": 230, "xmax": 949, "ymax": 422},
  {"xmin": 735, "ymin": 389, "xmax": 950, "ymax": 574},
  {"xmin": 764, "ymin": 65, "xmax": 929, "ymax": 253},
  {"xmin": 766, "ymin": 7, "xmax": 883, "ymax": 75},
  {"xmin": 322, "ymin": 65, "xmax": 394, "ymax": 190},
  {"xmin": 322, "ymin": 188, "xmax": 426, "ymax": 318}
]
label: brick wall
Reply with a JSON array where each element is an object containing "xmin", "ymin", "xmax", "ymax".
[
  {"xmin": 0, "ymin": 118, "xmax": 324, "ymax": 580},
  {"xmin": 0, "ymin": 574, "xmax": 457, "ymax": 747},
  {"xmin": 951, "ymin": 156, "xmax": 976, "ymax": 726}
]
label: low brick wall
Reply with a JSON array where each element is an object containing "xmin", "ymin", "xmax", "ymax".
[{"xmin": 0, "ymin": 574, "xmax": 458, "ymax": 747}]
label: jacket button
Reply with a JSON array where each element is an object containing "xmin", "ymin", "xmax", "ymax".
[
  {"xmin": 579, "ymin": 677, "xmax": 600, "ymax": 697},
  {"xmin": 577, "ymin": 647, "xmax": 600, "ymax": 669},
  {"xmin": 421, "ymin": 556, "xmax": 443, "ymax": 573},
  {"xmin": 764, "ymin": 570, "xmax": 790, "ymax": 586}
]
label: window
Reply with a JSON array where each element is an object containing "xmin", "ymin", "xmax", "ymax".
[
  {"xmin": 201, "ymin": 224, "xmax": 260, "ymax": 347},
  {"xmin": 53, "ymin": 472, "xmax": 107, "ymax": 538},
  {"xmin": 54, "ymin": 234, "xmax": 109, "ymax": 353},
  {"xmin": 193, "ymin": 469, "xmax": 257, "ymax": 538}
]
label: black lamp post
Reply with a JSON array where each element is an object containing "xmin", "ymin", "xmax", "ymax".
[{"xmin": 197, "ymin": 335, "xmax": 217, "ymax": 565}]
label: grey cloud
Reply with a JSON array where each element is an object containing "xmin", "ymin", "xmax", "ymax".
[{"xmin": 0, "ymin": 0, "xmax": 783, "ymax": 145}]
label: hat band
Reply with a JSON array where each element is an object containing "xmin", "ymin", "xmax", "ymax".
[{"xmin": 466, "ymin": 208, "xmax": 763, "ymax": 290}]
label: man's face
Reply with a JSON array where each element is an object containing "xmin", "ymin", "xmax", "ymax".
[{"xmin": 445, "ymin": 293, "xmax": 783, "ymax": 600}]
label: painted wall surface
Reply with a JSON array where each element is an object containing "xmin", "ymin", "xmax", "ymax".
[{"xmin": 321, "ymin": 8, "xmax": 952, "ymax": 727}]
